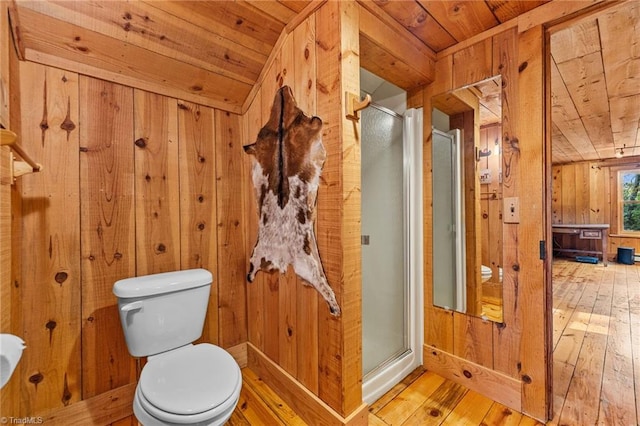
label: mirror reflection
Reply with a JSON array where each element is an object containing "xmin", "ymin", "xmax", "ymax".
[{"xmin": 431, "ymin": 76, "xmax": 503, "ymax": 322}]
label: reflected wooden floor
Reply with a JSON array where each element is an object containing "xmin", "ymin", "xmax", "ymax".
[
  {"xmin": 549, "ymin": 259, "xmax": 640, "ymax": 426},
  {"xmin": 482, "ymin": 280, "xmax": 504, "ymax": 322}
]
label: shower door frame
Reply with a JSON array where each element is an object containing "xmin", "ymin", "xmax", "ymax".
[{"xmin": 361, "ymin": 105, "xmax": 423, "ymax": 404}]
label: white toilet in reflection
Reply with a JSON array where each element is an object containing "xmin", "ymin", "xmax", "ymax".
[
  {"xmin": 481, "ymin": 265, "xmax": 493, "ymax": 283},
  {"xmin": 113, "ymin": 269, "xmax": 241, "ymax": 426},
  {"xmin": 481, "ymin": 265, "xmax": 504, "ymax": 283}
]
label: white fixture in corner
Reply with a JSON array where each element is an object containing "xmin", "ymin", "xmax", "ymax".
[{"xmin": 0, "ymin": 334, "xmax": 26, "ymax": 389}]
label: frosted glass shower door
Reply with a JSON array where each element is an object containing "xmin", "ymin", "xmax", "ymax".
[{"xmin": 361, "ymin": 105, "xmax": 406, "ymax": 376}]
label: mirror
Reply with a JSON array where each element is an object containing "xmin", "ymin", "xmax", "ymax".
[{"xmin": 431, "ymin": 75, "xmax": 503, "ymax": 322}]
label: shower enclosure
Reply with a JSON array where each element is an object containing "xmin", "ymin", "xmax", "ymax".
[{"xmin": 361, "ymin": 104, "xmax": 423, "ymax": 404}]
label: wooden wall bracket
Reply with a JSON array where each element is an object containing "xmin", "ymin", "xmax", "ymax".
[
  {"xmin": 1, "ymin": 129, "xmax": 43, "ymax": 183},
  {"xmin": 345, "ymin": 92, "xmax": 371, "ymax": 121}
]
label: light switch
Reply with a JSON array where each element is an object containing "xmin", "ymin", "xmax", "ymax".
[{"xmin": 504, "ymin": 197, "xmax": 519, "ymax": 223}]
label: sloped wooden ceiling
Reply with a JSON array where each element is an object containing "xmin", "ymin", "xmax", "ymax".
[{"xmin": 9, "ymin": 0, "xmax": 636, "ymax": 164}]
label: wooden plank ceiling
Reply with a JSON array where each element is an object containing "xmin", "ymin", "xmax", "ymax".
[
  {"xmin": 9, "ymin": 0, "xmax": 637, "ymax": 164},
  {"xmin": 550, "ymin": 1, "xmax": 640, "ymax": 164}
]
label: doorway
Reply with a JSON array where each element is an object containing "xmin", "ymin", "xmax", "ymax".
[{"xmin": 547, "ymin": 3, "xmax": 640, "ymax": 424}]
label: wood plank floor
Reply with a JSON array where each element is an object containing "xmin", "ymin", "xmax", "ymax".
[
  {"xmin": 549, "ymin": 259, "xmax": 639, "ymax": 426},
  {"xmin": 230, "ymin": 259, "xmax": 639, "ymax": 425},
  {"xmin": 229, "ymin": 365, "xmax": 544, "ymax": 425}
]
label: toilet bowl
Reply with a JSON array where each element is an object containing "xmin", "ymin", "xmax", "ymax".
[
  {"xmin": 114, "ymin": 269, "xmax": 241, "ymax": 426},
  {"xmin": 133, "ymin": 344, "xmax": 241, "ymax": 426}
]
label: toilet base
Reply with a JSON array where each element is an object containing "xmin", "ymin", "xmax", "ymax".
[{"xmin": 133, "ymin": 389, "xmax": 236, "ymax": 426}]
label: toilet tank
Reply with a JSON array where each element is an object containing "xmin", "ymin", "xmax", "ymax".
[{"xmin": 113, "ymin": 269, "xmax": 212, "ymax": 357}]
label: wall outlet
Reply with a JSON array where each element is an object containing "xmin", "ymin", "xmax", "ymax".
[{"xmin": 504, "ymin": 197, "xmax": 520, "ymax": 223}]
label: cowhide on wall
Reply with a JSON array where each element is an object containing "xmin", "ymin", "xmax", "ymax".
[{"xmin": 244, "ymin": 86, "xmax": 340, "ymax": 316}]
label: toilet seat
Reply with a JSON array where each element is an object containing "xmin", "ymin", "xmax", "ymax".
[{"xmin": 137, "ymin": 344, "xmax": 241, "ymax": 424}]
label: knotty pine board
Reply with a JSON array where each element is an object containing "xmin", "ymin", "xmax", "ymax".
[
  {"xmin": 214, "ymin": 108, "xmax": 247, "ymax": 349},
  {"xmin": 80, "ymin": 76, "xmax": 136, "ymax": 398},
  {"xmin": 177, "ymin": 101, "xmax": 218, "ymax": 344},
  {"xmin": 491, "ymin": 26, "xmax": 521, "ymax": 380},
  {"xmin": 18, "ymin": 62, "xmax": 82, "ymax": 413},
  {"xmin": 133, "ymin": 90, "xmax": 180, "ymax": 275},
  {"xmin": 292, "ymin": 16, "xmax": 321, "ymax": 395}
]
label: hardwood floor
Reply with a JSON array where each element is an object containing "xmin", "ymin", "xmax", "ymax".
[
  {"xmin": 549, "ymin": 259, "xmax": 639, "ymax": 426},
  {"xmin": 230, "ymin": 259, "xmax": 639, "ymax": 425}
]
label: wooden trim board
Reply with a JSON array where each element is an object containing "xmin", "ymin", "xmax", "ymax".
[
  {"xmin": 423, "ymin": 345, "xmax": 522, "ymax": 413},
  {"xmin": 247, "ymin": 343, "xmax": 368, "ymax": 426},
  {"xmin": 40, "ymin": 383, "xmax": 135, "ymax": 426}
]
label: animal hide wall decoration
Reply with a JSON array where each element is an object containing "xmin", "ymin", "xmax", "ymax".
[{"xmin": 244, "ymin": 86, "xmax": 341, "ymax": 316}]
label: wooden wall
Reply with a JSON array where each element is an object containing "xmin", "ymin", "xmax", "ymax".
[
  {"xmin": 1, "ymin": 2, "xmax": 367, "ymax": 424},
  {"xmin": 552, "ymin": 158, "xmax": 640, "ymax": 259},
  {"xmin": 5, "ymin": 1, "xmax": 612, "ymax": 425},
  {"xmin": 1, "ymin": 57, "xmax": 246, "ymax": 421},
  {"xmin": 418, "ymin": 25, "xmax": 550, "ymax": 421},
  {"xmin": 243, "ymin": 2, "xmax": 366, "ymax": 424}
]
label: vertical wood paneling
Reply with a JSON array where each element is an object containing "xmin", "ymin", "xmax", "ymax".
[
  {"xmin": 551, "ymin": 166, "xmax": 562, "ymax": 224},
  {"xmin": 316, "ymin": 1, "xmax": 362, "ymax": 416},
  {"xmin": 453, "ymin": 314, "xmax": 493, "ymax": 369},
  {"xmin": 277, "ymin": 34, "xmax": 298, "ymax": 378},
  {"xmin": 315, "ymin": 3, "xmax": 345, "ymax": 411},
  {"xmin": 178, "ymin": 101, "xmax": 218, "ymax": 344},
  {"xmin": 0, "ymin": 4, "xmax": 20, "ymax": 415},
  {"xmin": 552, "ymin": 160, "xmax": 637, "ymax": 259},
  {"xmin": 337, "ymin": 1, "xmax": 362, "ymax": 414},
  {"xmin": 11, "ymin": 63, "xmax": 249, "ymax": 419},
  {"xmin": 517, "ymin": 25, "xmax": 547, "ymax": 419},
  {"xmin": 80, "ymin": 77, "xmax": 136, "ymax": 398},
  {"xmin": 215, "ymin": 109, "xmax": 247, "ymax": 348},
  {"xmin": 19, "ymin": 62, "xmax": 81, "ymax": 412},
  {"xmin": 491, "ymin": 27, "xmax": 521, "ymax": 379},
  {"xmin": 561, "ymin": 164, "xmax": 576, "ymax": 221},
  {"xmin": 588, "ymin": 164, "xmax": 604, "ymax": 224},
  {"xmin": 244, "ymin": 91, "xmax": 264, "ymax": 352},
  {"xmin": 133, "ymin": 91, "xmax": 180, "ymax": 275},
  {"xmin": 259, "ymin": 41, "xmax": 282, "ymax": 364},
  {"xmin": 293, "ymin": 16, "xmax": 320, "ymax": 394}
]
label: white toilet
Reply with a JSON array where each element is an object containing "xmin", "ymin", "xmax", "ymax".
[{"xmin": 113, "ymin": 269, "xmax": 241, "ymax": 426}]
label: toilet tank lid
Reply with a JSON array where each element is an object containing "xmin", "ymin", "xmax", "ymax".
[{"xmin": 113, "ymin": 269, "xmax": 213, "ymax": 298}]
